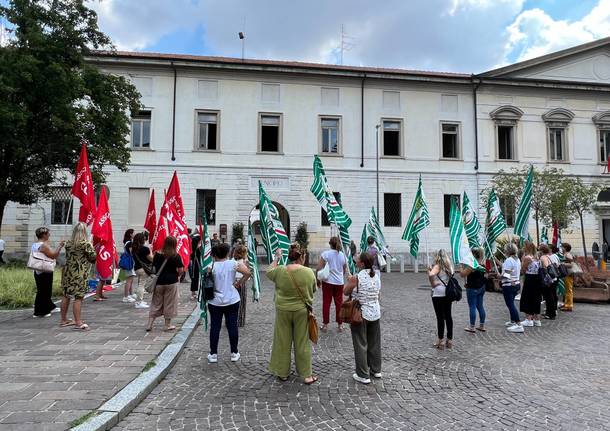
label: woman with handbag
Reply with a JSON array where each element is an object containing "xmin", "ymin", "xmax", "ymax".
[
  {"xmin": 59, "ymin": 222, "xmax": 96, "ymax": 330},
  {"xmin": 267, "ymin": 244, "xmax": 318, "ymax": 385},
  {"xmin": 207, "ymin": 243, "xmax": 250, "ymax": 363},
  {"xmin": 520, "ymin": 241, "xmax": 543, "ymax": 327},
  {"xmin": 146, "ymin": 236, "xmax": 184, "ymax": 332},
  {"xmin": 31, "ymin": 227, "xmax": 64, "ymax": 317},
  {"xmin": 459, "ymin": 247, "xmax": 487, "ymax": 333},
  {"xmin": 119, "ymin": 229, "xmax": 137, "ymax": 304},
  {"xmin": 317, "ymin": 236, "xmax": 347, "ymax": 333},
  {"xmin": 541, "ymin": 244, "xmax": 558, "ymax": 320},
  {"xmin": 131, "ymin": 232, "xmax": 151, "ymax": 309},
  {"xmin": 343, "ymin": 252, "xmax": 381, "ymax": 385},
  {"xmin": 428, "ymin": 249, "xmax": 454, "ymax": 349}
]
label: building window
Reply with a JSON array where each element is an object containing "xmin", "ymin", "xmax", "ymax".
[
  {"xmin": 384, "ymin": 193, "xmax": 401, "ymax": 227},
  {"xmin": 259, "ymin": 113, "xmax": 282, "ymax": 153},
  {"xmin": 196, "ymin": 111, "xmax": 218, "ymax": 151},
  {"xmin": 321, "ymin": 192, "xmax": 341, "ymax": 226},
  {"xmin": 443, "ymin": 194, "xmax": 460, "ymax": 227},
  {"xmin": 548, "ymin": 127, "xmax": 566, "ymax": 161},
  {"xmin": 600, "ymin": 129, "xmax": 610, "ymax": 163},
  {"xmin": 128, "ymin": 188, "xmax": 150, "ymax": 227},
  {"xmin": 497, "ymin": 125, "xmax": 514, "ymax": 160},
  {"xmin": 441, "ymin": 123, "xmax": 460, "ymax": 159},
  {"xmin": 51, "ymin": 188, "xmax": 73, "ymax": 225},
  {"xmin": 196, "ymin": 189, "xmax": 216, "ymax": 225},
  {"xmin": 498, "ymin": 196, "xmax": 515, "ymax": 228},
  {"xmin": 382, "ymin": 119, "xmax": 402, "ymax": 157},
  {"xmin": 131, "ymin": 111, "xmax": 151, "ymax": 149},
  {"xmin": 320, "ymin": 117, "xmax": 340, "ymax": 154}
]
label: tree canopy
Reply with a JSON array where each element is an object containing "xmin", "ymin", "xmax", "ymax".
[{"xmin": 0, "ymin": 0, "xmax": 141, "ymax": 232}]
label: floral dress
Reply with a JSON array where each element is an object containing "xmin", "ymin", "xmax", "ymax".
[{"xmin": 61, "ymin": 240, "xmax": 96, "ymax": 299}]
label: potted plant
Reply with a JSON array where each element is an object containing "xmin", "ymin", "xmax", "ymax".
[{"xmin": 231, "ymin": 222, "xmax": 244, "ymax": 245}]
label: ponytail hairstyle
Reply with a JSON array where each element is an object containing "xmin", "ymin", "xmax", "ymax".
[
  {"xmin": 359, "ymin": 252, "xmax": 375, "ymax": 278},
  {"xmin": 434, "ymin": 249, "xmax": 454, "ymax": 275},
  {"xmin": 288, "ymin": 242, "xmax": 305, "ymax": 262},
  {"xmin": 132, "ymin": 232, "xmax": 146, "ymax": 255},
  {"xmin": 329, "ymin": 236, "xmax": 341, "ymax": 252}
]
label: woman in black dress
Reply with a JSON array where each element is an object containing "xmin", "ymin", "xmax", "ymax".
[
  {"xmin": 190, "ymin": 236, "xmax": 201, "ymax": 301},
  {"xmin": 520, "ymin": 241, "xmax": 542, "ymax": 328}
]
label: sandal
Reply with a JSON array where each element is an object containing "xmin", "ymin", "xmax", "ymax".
[
  {"xmin": 476, "ymin": 326, "xmax": 486, "ymax": 332},
  {"xmin": 73, "ymin": 323, "xmax": 89, "ymax": 331},
  {"xmin": 445, "ymin": 340, "xmax": 453, "ymax": 349},
  {"xmin": 433, "ymin": 340, "xmax": 444, "ymax": 350},
  {"xmin": 60, "ymin": 320, "xmax": 74, "ymax": 327},
  {"xmin": 464, "ymin": 327, "xmax": 476, "ymax": 333},
  {"xmin": 277, "ymin": 376, "xmax": 289, "ymax": 382},
  {"xmin": 303, "ymin": 376, "xmax": 318, "ymax": 385},
  {"xmin": 93, "ymin": 297, "xmax": 106, "ymax": 302}
]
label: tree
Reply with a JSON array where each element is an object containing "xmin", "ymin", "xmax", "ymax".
[
  {"xmin": 484, "ymin": 166, "xmax": 569, "ymax": 243},
  {"xmin": 231, "ymin": 222, "xmax": 244, "ymax": 244},
  {"xmin": 0, "ymin": 0, "xmax": 141, "ymax": 234},
  {"xmin": 564, "ymin": 178, "xmax": 603, "ymax": 258}
]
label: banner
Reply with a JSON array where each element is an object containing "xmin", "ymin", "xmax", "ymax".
[
  {"xmin": 71, "ymin": 142, "xmax": 96, "ymax": 225},
  {"xmin": 91, "ymin": 187, "xmax": 116, "ymax": 279},
  {"xmin": 514, "ymin": 165, "xmax": 534, "ymax": 241},
  {"xmin": 144, "ymin": 190, "xmax": 157, "ymax": 234},
  {"xmin": 247, "ymin": 220, "xmax": 261, "ymax": 301},
  {"xmin": 462, "ymin": 192, "xmax": 482, "ymax": 248},
  {"xmin": 484, "ymin": 189, "xmax": 507, "ymax": 258}
]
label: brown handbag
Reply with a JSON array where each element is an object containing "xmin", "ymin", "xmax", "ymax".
[
  {"xmin": 287, "ymin": 268, "xmax": 319, "ymax": 344},
  {"xmin": 340, "ymin": 281, "xmax": 363, "ymax": 325}
]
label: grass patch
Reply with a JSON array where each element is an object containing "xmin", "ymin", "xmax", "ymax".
[
  {"xmin": 0, "ymin": 266, "xmax": 63, "ymax": 309},
  {"xmin": 143, "ymin": 360, "xmax": 157, "ymax": 372},
  {"xmin": 68, "ymin": 410, "xmax": 97, "ymax": 428}
]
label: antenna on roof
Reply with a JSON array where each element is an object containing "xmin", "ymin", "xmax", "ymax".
[
  {"xmin": 238, "ymin": 17, "xmax": 246, "ymax": 61},
  {"xmin": 339, "ymin": 24, "xmax": 354, "ymax": 65}
]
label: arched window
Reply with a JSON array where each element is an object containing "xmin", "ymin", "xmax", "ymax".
[
  {"xmin": 490, "ymin": 106, "xmax": 523, "ymax": 161},
  {"xmin": 593, "ymin": 111, "xmax": 610, "ymax": 163},
  {"xmin": 542, "ymin": 108, "xmax": 574, "ymax": 162}
]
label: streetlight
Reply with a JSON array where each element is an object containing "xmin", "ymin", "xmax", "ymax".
[
  {"xmin": 238, "ymin": 32, "xmax": 245, "ymax": 60},
  {"xmin": 375, "ymin": 124, "xmax": 381, "ymax": 219}
]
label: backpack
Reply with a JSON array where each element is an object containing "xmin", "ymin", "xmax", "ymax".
[
  {"xmin": 118, "ymin": 241, "xmax": 134, "ymax": 270},
  {"xmin": 438, "ymin": 273, "xmax": 462, "ymax": 302}
]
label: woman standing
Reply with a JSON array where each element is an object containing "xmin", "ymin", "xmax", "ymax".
[
  {"xmin": 31, "ymin": 227, "xmax": 64, "ymax": 317},
  {"xmin": 267, "ymin": 244, "xmax": 318, "ymax": 384},
  {"xmin": 233, "ymin": 245, "xmax": 249, "ymax": 327},
  {"xmin": 146, "ymin": 236, "xmax": 184, "ymax": 332},
  {"xmin": 60, "ymin": 223, "xmax": 96, "ymax": 330},
  {"xmin": 520, "ymin": 241, "xmax": 542, "ymax": 327},
  {"xmin": 120, "ymin": 229, "xmax": 136, "ymax": 303},
  {"xmin": 189, "ymin": 236, "xmax": 201, "ymax": 301},
  {"xmin": 207, "ymin": 243, "xmax": 251, "ymax": 363},
  {"xmin": 560, "ymin": 243, "xmax": 575, "ymax": 312},
  {"xmin": 460, "ymin": 247, "xmax": 487, "ymax": 333},
  {"xmin": 366, "ymin": 236, "xmax": 381, "ymax": 277},
  {"xmin": 428, "ymin": 249, "xmax": 454, "ymax": 349},
  {"xmin": 541, "ymin": 244, "xmax": 558, "ymax": 320},
  {"xmin": 317, "ymin": 237, "xmax": 347, "ymax": 333},
  {"xmin": 131, "ymin": 232, "xmax": 151, "ymax": 309},
  {"xmin": 344, "ymin": 252, "xmax": 381, "ymax": 385},
  {"xmin": 502, "ymin": 243, "xmax": 523, "ymax": 333}
]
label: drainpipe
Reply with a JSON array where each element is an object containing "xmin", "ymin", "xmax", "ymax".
[
  {"xmin": 471, "ymin": 75, "xmax": 481, "ymax": 171},
  {"xmin": 360, "ymin": 73, "xmax": 366, "ymax": 168},
  {"xmin": 171, "ymin": 62, "xmax": 177, "ymax": 161}
]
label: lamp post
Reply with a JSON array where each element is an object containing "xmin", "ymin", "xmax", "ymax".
[{"xmin": 375, "ymin": 124, "xmax": 380, "ymax": 219}]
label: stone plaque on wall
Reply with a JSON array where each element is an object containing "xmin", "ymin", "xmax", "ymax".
[{"xmin": 249, "ymin": 176, "xmax": 290, "ymax": 191}]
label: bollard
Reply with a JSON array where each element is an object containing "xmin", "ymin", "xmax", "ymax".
[
  {"xmin": 400, "ymin": 255, "xmax": 405, "ymax": 273},
  {"xmin": 413, "ymin": 255, "xmax": 419, "ymax": 273},
  {"xmin": 387, "ymin": 257, "xmax": 391, "ymax": 273}
]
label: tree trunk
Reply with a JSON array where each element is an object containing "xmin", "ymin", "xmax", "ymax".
[
  {"xmin": 535, "ymin": 208, "xmax": 540, "ymax": 244},
  {"xmin": 580, "ymin": 211, "xmax": 587, "ymax": 258},
  {"xmin": 0, "ymin": 199, "xmax": 6, "ymax": 237}
]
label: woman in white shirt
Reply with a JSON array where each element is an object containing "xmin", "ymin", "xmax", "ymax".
[
  {"xmin": 317, "ymin": 237, "xmax": 347, "ymax": 333},
  {"xmin": 344, "ymin": 252, "xmax": 381, "ymax": 385},
  {"xmin": 233, "ymin": 245, "xmax": 248, "ymax": 327},
  {"xmin": 31, "ymin": 227, "xmax": 64, "ymax": 317},
  {"xmin": 207, "ymin": 243, "xmax": 251, "ymax": 364},
  {"xmin": 428, "ymin": 249, "xmax": 454, "ymax": 349},
  {"xmin": 502, "ymin": 243, "xmax": 523, "ymax": 333}
]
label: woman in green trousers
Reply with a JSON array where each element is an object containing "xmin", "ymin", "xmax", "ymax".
[{"xmin": 267, "ymin": 244, "xmax": 318, "ymax": 384}]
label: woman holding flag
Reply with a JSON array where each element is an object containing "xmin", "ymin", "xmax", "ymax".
[
  {"xmin": 460, "ymin": 247, "xmax": 487, "ymax": 333},
  {"xmin": 317, "ymin": 236, "xmax": 347, "ymax": 333},
  {"xmin": 428, "ymin": 250, "xmax": 454, "ymax": 349}
]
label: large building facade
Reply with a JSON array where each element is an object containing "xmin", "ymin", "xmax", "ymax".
[{"xmin": 4, "ymin": 38, "xmax": 610, "ymax": 259}]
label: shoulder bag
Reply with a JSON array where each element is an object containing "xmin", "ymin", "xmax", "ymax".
[
  {"xmin": 27, "ymin": 248, "xmax": 56, "ymax": 273},
  {"xmin": 134, "ymin": 251, "xmax": 154, "ymax": 276},
  {"xmin": 437, "ymin": 273, "xmax": 462, "ymax": 302},
  {"xmin": 144, "ymin": 257, "xmax": 169, "ymax": 294},
  {"xmin": 287, "ymin": 268, "xmax": 319, "ymax": 344},
  {"xmin": 317, "ymin": 262, "xmax": 330, "ymax": 281},
  {"xmin": 339, "ymin": 277, "xmax": 362, "ymax": 325}
]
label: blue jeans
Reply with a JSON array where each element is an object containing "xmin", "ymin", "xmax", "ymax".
[
  {"xmin": 466, "ymin": 286, "xmax": 486, "ymax": 327},
  {"xmin": 502, "ymin": 284, "xmax": 521, "ymax": 323},
  {"xmin": 208, "ymin": 302, "xmax": 240, "ymax": 355}
]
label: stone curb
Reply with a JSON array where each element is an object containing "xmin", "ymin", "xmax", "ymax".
[{"xmin": 70, "ymin": 305, "xmax": 201, "ymax": 431}]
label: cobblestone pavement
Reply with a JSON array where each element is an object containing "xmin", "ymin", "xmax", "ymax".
[
  {"xmin": 0, "ymin": 282, "xmax": 195, "ymax": 431},
  {"xmin": 114, "ymin": 273, "xmax": 610, "ymax": 431}
]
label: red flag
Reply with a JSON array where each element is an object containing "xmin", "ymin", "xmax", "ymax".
[
  {"xmin": 71, "ymin": 143, "xmax": 96, "ymax": 225},
  {"xmin": 152, "ymin": 200, "xmax": 169, "ymax": 252},
  {"xmin": 166, "ymin": 202, "xmax": 190, "ymax": 268},
  {"xmin": 144, "ymin": 190, "xmax": 157, "ymax": 234},
  {"xmin": 166, "ymin": 171, "xmax": 185, "ymax": 222},
  {"xmin": 552, "ymin": 222, "xmax": 559, "ymax": 247},
  {"xmin": 92, "ymin": 187, "xmax": 116, "ymax": 279}
]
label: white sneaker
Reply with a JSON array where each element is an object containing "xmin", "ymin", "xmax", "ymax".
[
  {"xmin": 372, "ymin": 372, "xmax": 382, "ymax": 379},
  {"xmin": 135, "ymin": 302, "xmax": 149, "ymax": 309},
  {"xmin": 230, "ymin": 352, "xmax": 241, "ymax": 362},
  {"xmin": 515, "ymin": 294, "xmax": 521, "ymax": 301},
  {"xmin": 352, "ymin": 373, "xmax": 371, "ymax": 384},
  {"xmin": 129, "ymin": 294, "xmax": 138, "ymax": 299},
  {"xmin": 50, "ymin": 308, "xmax": 60, "ymax": 314},
  {"xmin": 534, "ymin": 320, "xmax": 542, "ymax": 327},
  {"xmin": 207, "ymin": 353, "xmax": 218, "ymax": 363},
  {"xmin": 522, "ymin": 319, "xmax": 534, "ymax": 327},
  {"xmin": 122, "ymin": 296, "xmax": 136, "ymax": 303},
  {"xmin": 505, "ymin": 321, "xmax": 515, "ymax": 327},
  {"xmin": 507, "ymin": 324, "xmax": 524, "ymax": 333}
]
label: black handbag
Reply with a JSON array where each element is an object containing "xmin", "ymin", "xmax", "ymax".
[
  {"xmin": 557, "ymin": 263, "xmax": 568, "ymax": 278},
  {"xmin": 538, "ymin": 267, "xmax": 553, "ymax": 288},
  {"xmin": 437, "ymin": 274, "xmax": 462, "ymax": 302},
  {"xmin": 547, "ymin": 264, "xmax": 559, "ymax": 279}
]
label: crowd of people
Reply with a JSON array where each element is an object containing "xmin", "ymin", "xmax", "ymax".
[{"xmin": 27, "ymin": 223, "xmax": 579, "ymax": 385}]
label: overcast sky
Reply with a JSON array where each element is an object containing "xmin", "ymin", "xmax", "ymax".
[{"xmin": 3, "ymin": 0, "xmax": 610, "ymax": 73}]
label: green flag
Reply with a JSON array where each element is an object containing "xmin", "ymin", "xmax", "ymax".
[
  {"xmin": 246, "ymin": 220, "xmax": 261, "ymax": 301},
  {"xmin": 359, "ymin": 222, "xmax": 370, "ymax": 253},
  {"xmin": 368, "ymin": 207, "xmax": 387, "ymax": 251},
  {"xmin": 450, "ymin": 197, "xmax": 479, "ymax": 269},
  {"xmin": 402, "ymin": 175, "xmax": 430, "ymax": 258},
  {"xmin": 197, "ymin": 212, "xmax": 213, "ymax": 330},
  {"xmin": 514, "ymin": 165, "xmax": 534, "ymax": 241},
  {"xmin": 258, "ymin": 181, "xmax": 290, "ymax": 265},
  {"xmin": 310, "ymin": 155, "xmax": 352, "ymax": 229},
  {"xmin": 484, "ymin": 189, "xmax": 507, "ymax": 258},
  {"xmin": 462, "ymin": 192, "xmax": 481, "ymax": 248},
  {"xmin": 540, "ymin": 226, "xmax": 549, "ymax": 245}
]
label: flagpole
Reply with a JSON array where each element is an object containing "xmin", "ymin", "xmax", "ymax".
[
  {"xmin": 424, "ymin": 225, "xmax": 430, "ymax": 268},
  {"xmin": 484, "ymin": 237, "xmax": 500, "ymax": 274},
  {"xmin": 64, "ymin": 198, "xmax": 74, "ymax": 226}
]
